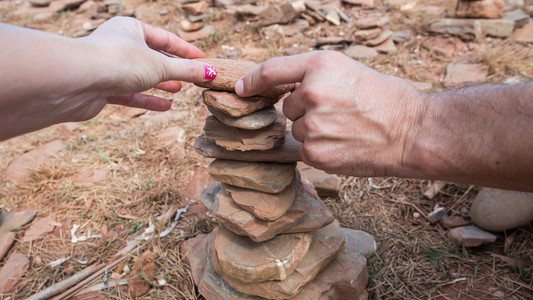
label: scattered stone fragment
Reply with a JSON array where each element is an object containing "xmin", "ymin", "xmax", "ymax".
[
  {"xmin": 211, "ymin": 226, "xmax": 313, "ymax": 282},
  {"xmin": 527, "ymin": 5, "xmax": 533, "ymax": 17},
  {"xmin": 342, "ymin": 0, "xmax": 374, "ymax": 8},
  {"xmin": 439, "ymin": 216, "xmax": 470, "ymax": 229},
  {"xmin": 0, "ymin": 232, "xmax": 16, "ymax": 260},
  {"xmin": 292, "ymin": 240, "xmax": 368, "ymax": 300},
  {"xmin": 195, "ymin": 131, "xmax": 301, "ymax": 163},
  {"xmin": 443, "ymin": 63, "xmax": 488, "ymax": 88},
  {"xmin": 181, "ymin": 234, "xmax": 261, "ymax": 299},
  {"xmin": 71, "ymin": 169, "xmax": 108, "ymax": 186},
  {"xmin": 281, "ymin": 45, "xmax": 310, "ymax": 56},
  {"xmin": 213, "ymin": 221, "xmax": 345, "ymax": 299},
  {"xmin": 315, "ymin": 36, "xmax": 348, "ymax": 46},
  {"xmin": 152, "ymin": 126, "xmax": 186, "ymax": 159},
  {"xmin": 364, "ymin": 29, "xmax": 392, "ymax": 46},
  {"xmin": 203, "ymin": 90, "xmax": 280, "ymax": 117},
  {"xmin": 4, "ymin": 139, "xmax": 67, "ymax": 182},
  {"xmin": 178, "ymin": 25, "xmax": 215, "ymax": 42},
  {"xmin": 406, "ymin": 80, "xmax": 433, "ymax": 92},
  {"xmin": 344, "ymin": 45, "xmax": 378, "ymax": 59},
  {"xmin": 208, "ymin": 159, "xmax": 295, "ymax": 193},
  {"xmin": 373, "ymin": 38, "xmax": 397, "ymax": 53},
  {"xmin": 503, "ymin": 9, "xmax": 529, "ymax": 28},
  {"xmin": 22, "ymin": 216, "xmax": 58, "ymax": 242},
  {"xmin": 513, "ymin": 23, "xmax": 533, "ymax": 43},
  {"xmin": 127, "ymin": 251, "xmax": 156, "ymax": 297},
  {"xmin": 297, "ymin": 162, "xmax": 341, "ymax": 197},
  {"xmin": 180, "ymin": 19, "xmax": 204, "ymax": 32},
  {"xmin": 208, "ymin": 106, "xmax": 278, "ymax": 130},
  {"xmin": 322, "ymin": 5, "xmax": 340, "ymax": 26},
  {"xmin": 29, "ymin": 0, "xmax": 51, "ymax": 7},
  {"xmin": 428, "ymin": 207, "xmax": 448, "ymax": 224},
  {"xmin": 456, "ymin": 0, "xmax": 504, "ymax": 19},
  {"xmin": 236, "ymin": 4, "xmax": 264, "ymax": 16},
  {"xmin": 259, "ymin": 3, "xmax": 299, "ymax": 26},
  {"xmin": 196, "ymin": 58, "xmax": 294, "ymax": 98},
  {"xmin": 470, "ymin": 188, "xmax": 533, "ymax": 232},
  {"xmin": 184, "ymin": 166, "xmax": 217, "ymax": 202},
  {"xmin": 203, "ymin": 114, "xmax": 286, "ymax": 151},
  {"xmin": 208, "ymin": 182, "xmax": 306, "ymax": 242},
  {"xmin": 342, "ymin": 228, "xmax": 377, "ymax": 258},
  {"xmin": 429, "ymin": 18, "xmax": 515, "ymax": 40},
  {"xmin": 305, "ymin": 10, "xmax": 324, "ymax": 22},
  {"xmin": 354, "ymin": 16, "xmax": 389, "ymax": 29},
  {"xmin": 0, "ymin": 253, "xmax": 30, "ymax": 293},
  {"xmin": 281, "ymin": 182, "xmax": 335, "ymax": 234},
  {"xmin": 354, "ymin": 28, "xmax": 382, "ymax": 42},
  {"xmin": 182, "ymin": 1, "xmax": 208, "ymax": 15},
  {"xmin": 447, "ymin": 225, "xmax": 497, "ymax": 247},
  {"xmin": 188, "ymin": 13, "xmax": 207, "ymax": 22},
  {"xmin": 0, "ymin": 210, "xmax": 36, "ymax": 235},
  {"xmin": 421, "ymin": 36, "xmax": 464, "ymax": 58},
  {"xmin": 391, "ymin": 29, "xmax": 413, "ymax": 43},
  {"xmin": 423, "ymin": 181, "xmax": 447, "ymax": 199},
  {"xmin": 224, "ymin": 177, "xmax": 296, "ymax": 221}
]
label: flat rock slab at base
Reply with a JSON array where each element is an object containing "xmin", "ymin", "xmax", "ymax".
[
  {"xmin": 181, "ymin": 234, "xmax": 263, "ymax": 300},
  {"xmin": 208, "ymin": 159, "xmax": 295, "ymax": 193},
  {"xmin": 203, "ymin": 114, "xmax": 286, "ymax": 151},
  {"xmin": 195, "ymin": 132, "xmax": 301, "ymax": 163},
  {"xmin": 0, "ymin": 253, "xmax": 30, "ymax": 293},
  {"xmin": 211, "ymin": 226, "xmax": 313, "ymax": 282},
  {"xmin": 292, "ymin": 235, "xmax": 369, "ymax": 300},
  {"xmin": 342, "ymin": 228, "xmax": 377, "ymax": 258},
  {"xmin": 208, "ymin": 105, "xmax": 278, "ymax": 130},
  {"xmin": 213, "ymin": 221, "xmax": 345, "ymax": 299},
  {"xmin": 447, "ymin": 225, "xmax": 497, "ymax": 247},
  {"xmin": 297, "ymin": 162, "xmax": 341, "ymax": 197},
  {"xmin": 205, "ymin": 182, "xmax": 306, "ymax": 242},
  {"xmin": 203, "ymin": 90, "xmax": 280, "ymax": 117},
  {"xmin": 224, "ymin": 177, "xmax": 296, "ymax": 221},
  {"xmin": 470, "ymin": 188, "xmax": 533, "ymax": 232},
  {"xmin": 182, "ymin": 231, "xmax": 369, "ymax": 300},
  {"xmin": 0, "ymin": 210, "xmax": 36, "ymax": 235},
  {"xmin": 195, "ymin": 58, "xmax": 294, "ymax": 98}
]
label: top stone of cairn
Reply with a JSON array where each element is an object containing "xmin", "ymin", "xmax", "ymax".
[{"xmin": 195, "ymin": 58, "xmax": 294, "ymax": 98}]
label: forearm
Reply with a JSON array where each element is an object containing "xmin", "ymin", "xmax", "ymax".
[
  {"xmin": 407, "ymin": 83, "xmax": 533, "ymax": 191},
  {"xmin": 0, "ymin": 23, "xmax": 110, "ymax": 139}
]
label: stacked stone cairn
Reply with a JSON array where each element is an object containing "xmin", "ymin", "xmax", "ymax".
[{"xmin": 181, "ymin": 59, "xmax": 375, "ymax": 299}]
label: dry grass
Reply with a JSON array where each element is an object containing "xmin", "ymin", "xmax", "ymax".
[{"xmin": 1, "ymin": 0, "xmax": 533, "ymax": 299}]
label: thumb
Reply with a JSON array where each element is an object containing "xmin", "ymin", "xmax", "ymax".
[{"xmin": 162, "ymin": 57, "xmax": 217, "ymax": 83}]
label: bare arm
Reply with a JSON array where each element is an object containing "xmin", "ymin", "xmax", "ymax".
[
  {"xmin": 409, "ymin": 83, "xmax": 533, "ymax": 191},
  {"xmin": 0, "ymin": 17, "xmax": 214, "ymax": 140},
  {"xmin": 235, "ymin": 51, "xmax": 533, "ymax": 191}
]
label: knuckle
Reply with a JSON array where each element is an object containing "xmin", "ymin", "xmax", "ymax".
[
  {"xmin": 300, "ymin": 143, "xmax": 324, "ymax": 167},
  {"xmin": 258, "ymin": 60, "xmax": 276, "ymax": 83}
]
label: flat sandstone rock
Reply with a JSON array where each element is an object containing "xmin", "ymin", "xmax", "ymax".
[
  {"xmin": 208, "ymin": 105, "xmax": 278, "ymax": 130},
  {"xmin": 195, "ymin": 131, "xmax": 301, "ymax": 163},
  {"xmin": 208, "ymin": 159, "xmax": 295, "ymax": 193},
  {"xmin": 203, "ymin": 90, "xmax": 280, "ymax": 117},
  {"xmin": 181, "ymin": 234, "xmax": 262, "ymax": 300},
  {"xmin": 224, "ymin": 177, "xmax": 296, "ymax": 221},
  {"xmin": 211, "ymin": 226, "xmax": 313, "ymax": 282},
  {"xmin": 209, "ymin": 182, "xmax": 306, "ymax": 242},
  {"xmin": 195, "ymin": 58, "xmax": 294, "ymax": 98},
  {"xmin": 203, "ymin": 114, "xmax": 286, "ymax": 151},
  {"xmin": 182, "ymin": 227, "xmax": 369, "ymax": 300},
  {"xmin": 212, "ymin": 221, "xmax": 346, "ymax": 299}
]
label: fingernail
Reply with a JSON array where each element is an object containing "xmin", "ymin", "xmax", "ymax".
[
  {"xmin": 204, "ymin": 65, "xmax": 217, "ymax": 80},
  {"xmin": 235, "ymin": 79, "xmax": 244, "ymax": 96}
]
